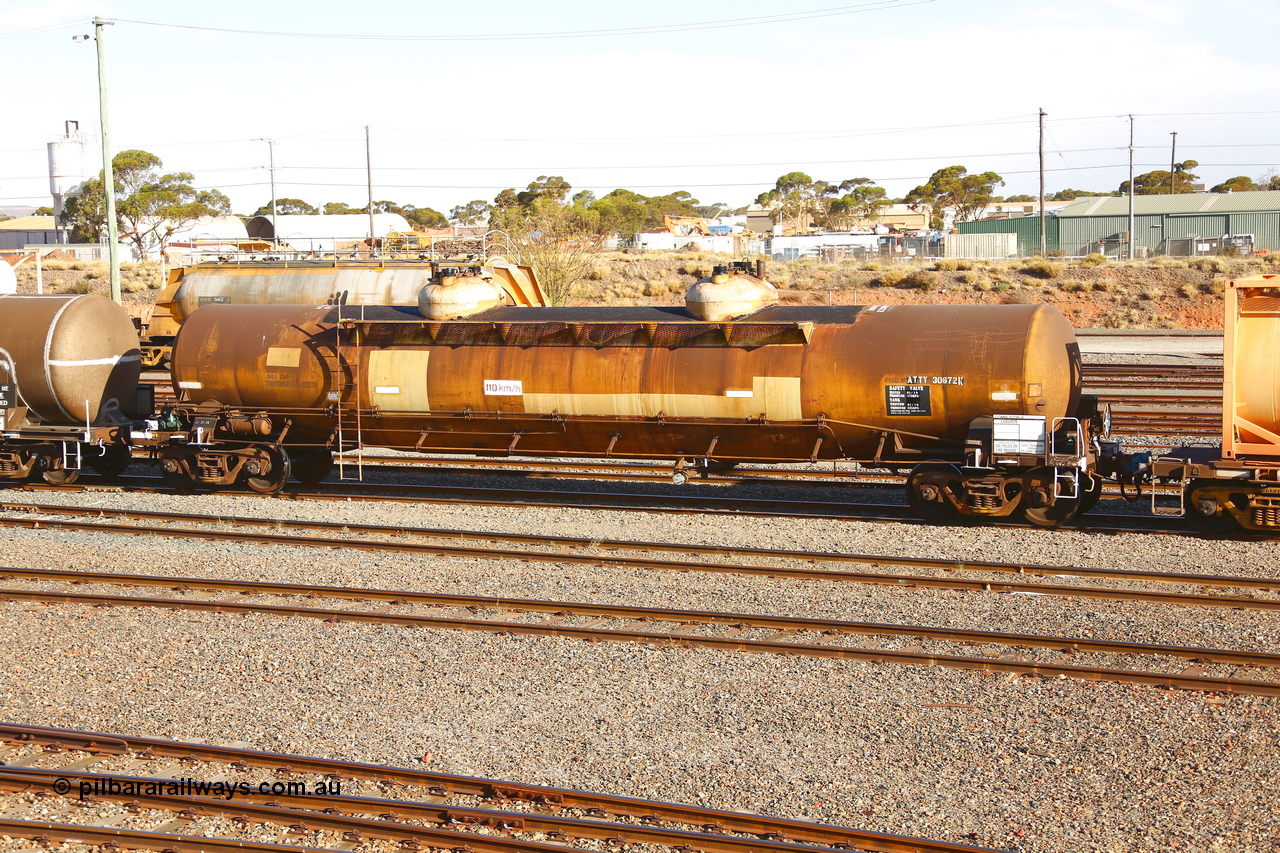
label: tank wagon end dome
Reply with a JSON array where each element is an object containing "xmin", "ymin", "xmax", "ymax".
[
  {"xmin": 686, "ymin": 263, "xmax": 778, "ymax": 322},
  {"xmin": 418, "ymin": 268, "xmax": 511, "ymax": 320},
  {"xmin": 0, "ymin": 294, "xmax": 141, "ymax": 426}
]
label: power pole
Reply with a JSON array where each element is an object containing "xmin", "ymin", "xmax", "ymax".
[
  {"xmin": 1128, "ymin": 115, "xmax": 1135, "ymax": 260},
  {"xmin": 260, "ymin": 139, "xmax": 277, "ymax": 246},
  {"xmin": 365, "ymin": 126, "xmax": 375, "ymax": 257},
  {"xmin": 1169, "ymin": 131, "xmax": 1178, "ymax": 194},
  {"xmin": 1038, "ymin": 108, "xmax": 1046, "ymax": 257},
  {"xmin": 89, "ymin": 17, "xmax": 121, "ymax": 303}
]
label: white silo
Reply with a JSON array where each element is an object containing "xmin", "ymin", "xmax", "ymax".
[{"xmin": 47, "ymin": 120, "xmax": 87, "ymax": 244}]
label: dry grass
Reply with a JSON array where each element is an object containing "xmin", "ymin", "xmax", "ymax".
[
  {"xmin": 1187, "ymin": 256, "xmax": 1228, "ymax": 273},
  {"xmin": 1022, "ymin": 257, "xmax": 1064, "ymax": 279},
  {"xmin": 899, "ymin": 268, "xmax": 940, "ymax": 291}
]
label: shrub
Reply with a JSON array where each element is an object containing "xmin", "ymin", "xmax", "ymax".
[
  {"xmin": 1091, "ymin": 280, "xmax": 1113, "ymax": 292},
  {"xmin": 1177, "ymin": 283, "xmax": 1198, "ymax": 299},
  {"xmin": 1187, "ymin": 256, "xmax": 1227, "ymax": 273},
  {"xmin": 934, "ymin": 259, "xmax": 972, "ymax": 271},
  {"xmin": 964, "ymin": 273, "xmax": 993, "ymax": 291},
  {"xmin": 1139, "ymin": 288, "xmax": 1161, "ymax": 301},
  {"xmin": 61, "ymin": 281, "xmax": 92, "ymax": 294},
  {"xmin": 876, "ymin": 268, "xmax": 907, "ymax": 287},
  {"xmin": 1059, "ymin": 279, "xmax": 1088, "ymax": 292},
  {"xmin": 122, "ymin": 280, "xmax": 151, "ymax": 294},
  {"xmin": 900, "ymin": 269, "xmax": 941, "ymax": 291},
  {"xmin": 1080, "ymin": 253, "xmax": 1108, "ymax": 267},
  {"xmin": 1202, "ymin": 276, "xmax": 1227, "ymax": 295},
  {"xmin": 858, "ymin": 261, "xmax": 883, "ymax": 271},
  {"xmin": 1022, "ymin": 257, "xmax": 1063, "ymax": 279},
  {"xmin": 1151, "ymin": 256, "xmax": 1188, "ymax": 269}
]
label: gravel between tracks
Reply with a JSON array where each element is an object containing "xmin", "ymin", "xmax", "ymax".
[
  {"xmin": 1, "ymin": 482, "xmax": 1277, "ymax": 853},
  {"xmin": 2, "ymin": 348, "xmax": 1275, "ymax": 852}
]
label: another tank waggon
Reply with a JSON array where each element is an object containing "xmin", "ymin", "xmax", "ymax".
[
  {"xmin": 0, "ymin": 294, "xmax": 142, "ymax": 483},
  {"xmin": 1136, "ymin": 274, "xmax": 1280, "ymax": 533}
]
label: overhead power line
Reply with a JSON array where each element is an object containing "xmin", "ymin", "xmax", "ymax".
[{"xmin": 114, "ymin": 1, "xmax": 933, "ymax": 42}]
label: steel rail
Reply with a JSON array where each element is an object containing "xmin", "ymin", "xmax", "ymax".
[
  {"xmin": 3, "ymin": 566, "xmax": 1277, "ymax": 665},
  {"xmin": 0, "ymin": 724, "xmax": 1003, "ymax": 853},
  {"xmin": 4, "ymin": 501, "xmax": 1277, "ymax": 595},
  {"xmin": 0, "ymin": 767, "xmax": 998, "ymax": 853},
  {"xmin": 0, "ymin": 512, "xmax": 1274, "ymax": 610},
  {"xmin": 2, "ymin": 579, "xmax": 1278, "ymax": 695},
  {"xmin": 9, "ymin": 476, "xmax": 1197, "ymax": 537},
  {"xmin": 0, "ymin": 818, "xmax": 333, "ymax": 853}
]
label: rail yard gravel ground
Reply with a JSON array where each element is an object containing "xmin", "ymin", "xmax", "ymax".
[
  {"xmin": 2, "ymin": 344, "xmax": 1275, "ymax": 852},
  {"xmin": 0, "ymin": 483, "xmax": 1277, "ymax": 853}
]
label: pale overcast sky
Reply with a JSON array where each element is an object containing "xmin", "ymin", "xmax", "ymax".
[{"xmin": 2, "ymin": 0, "xmax": 1278, "ymax": 216}]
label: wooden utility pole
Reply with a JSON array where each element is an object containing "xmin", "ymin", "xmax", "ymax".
[
  {"xmin": 1128, "ymin": 115, "xmax": 1135, "ymax": 260},
  {"xmin": 365, "ymin": 126, "xmax": 375, "ymax": 257},
  {"xmin": 92, "ymin": 17, "xmax": 120, "ymax": 303},
  {"xmin": 1038, "ymin": 108, "xmax": 1046, "ymax": 257}
]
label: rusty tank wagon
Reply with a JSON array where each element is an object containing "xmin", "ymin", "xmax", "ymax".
[
  {"xmin": 162, "ymin": 262, "xmax": 1104, "ymax": 525},
  {"xmin": 0, "ymin": 294, "xmax": 142, "ymax": 483}
]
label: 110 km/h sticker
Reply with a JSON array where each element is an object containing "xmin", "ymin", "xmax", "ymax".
[{"xmin": 484, "ymin": 379, "xmax": 523, "ymax": 395}]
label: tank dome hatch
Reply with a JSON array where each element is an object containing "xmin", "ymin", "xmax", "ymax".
[
  {"xmin": 685, "ymin": 261, "xmax": 778, "ymax": 322},
  {"xmin": 418, "ymin": 266, "xmax": 512, "ymax": 320}
]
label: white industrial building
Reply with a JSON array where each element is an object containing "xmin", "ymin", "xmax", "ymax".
[{"xmin": 245, "ymin": 213, "xmax": 412, "ymax": 252}]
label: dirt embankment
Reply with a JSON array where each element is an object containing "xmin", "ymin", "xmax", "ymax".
[{"xmin": 12, "ymin": 252, "xmax": 1278, "ymax": 329}]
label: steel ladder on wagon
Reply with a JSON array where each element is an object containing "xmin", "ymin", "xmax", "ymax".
[{"xmin": 328, "ymin": 305, "xmax": 365, "ymax": 481}]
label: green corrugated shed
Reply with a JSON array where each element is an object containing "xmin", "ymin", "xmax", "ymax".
[
  {"xmin": 960, "ymin": 191, "xmax": 1280, "ymax": 255},
  {"xmin": 956, "ymin": 216, "xmax": 1059, "ymax": 256},
  {"xmin": 1054, "ymin": 191, "xmax": 1280, "ymax": 255}
]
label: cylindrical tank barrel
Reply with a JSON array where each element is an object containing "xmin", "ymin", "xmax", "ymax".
[
  {"xmin": 169, "ymin": 304, "xmax": 333, "ymax": 409},
  {"xmin": 0, "ymin": 294, "xmax": 142, "ymax": 425},
  {"xmin": 174, "ymin": 303, "xmax": 1080, "ymax": 460}
]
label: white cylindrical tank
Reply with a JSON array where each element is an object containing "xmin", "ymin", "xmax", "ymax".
[
  {"xmin": 48, "ymin": 121, "xmax": 86, "ymax": 197},
  {"xmin": 0, "ymin": 261, "xmax": 16, "ymax": 295}
]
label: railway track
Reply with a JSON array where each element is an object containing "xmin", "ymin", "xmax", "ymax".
[
  {"xmin": 0, "ymin": 723, "xmax": 1003, "ymax": 853},
  {"xmin": 2, "ymin": 502, "xmax": 1276, "ymax": 604},
  {"xmin": 2, "ymin": 566, "xmax": 1276, "ymax": 695},
  {"xmin": 0, "ymin": 476, "xmax": 1208, "ymax": 535}
]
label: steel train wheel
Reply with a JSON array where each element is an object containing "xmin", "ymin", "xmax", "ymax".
[
  {"xmin": 245, "ymin": 446, "xmax": 291, "ymax": 494},
  {"xmin": 88, "ymin": 444, "xmax": 131, "ymax": 479},
  {"xmin": 1184, "ymin": 481, "xmax": 1239, "ymax": 535},
  {"xmin": 288, "ymin": 449, "xmax": 334, "ymax": 486},
  {"xmin": 1021, "ymin": 499, "xmax": 1080, "ymax": 529},
  {"xmin": 41, "ymin": 467, "xmax": 79, "ymax": 486},
  {"xmin": 1078, "ymin": 473, "xmax": 1104, "ymax": 515},
  {"xmin": 1018, "ymin": 467, "xmax": 1082, "ymax": 529},
  {"xmin": 159, "ymin": 451, "xmax": 195, "ymax": 491},
  {"xmin": 905, "ymin": 463, "xmax": 962, "ymax": 522}
]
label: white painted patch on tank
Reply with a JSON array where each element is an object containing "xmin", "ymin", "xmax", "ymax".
[{"xmin": 47, "ymin": 354, "xmax": 141, "ymax": 367}]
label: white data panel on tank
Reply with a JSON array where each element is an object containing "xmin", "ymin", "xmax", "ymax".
[{"xmin": 992, "ymin": 414, "xmax": 1046, "ymax": 455}]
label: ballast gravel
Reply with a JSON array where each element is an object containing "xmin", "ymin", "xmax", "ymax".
[
  {"xmin": 0, "ymin": 346, "xmax": 1273, "ymax": 852},
  {"xmin": 0, "ymin": 484, "xmax": 1277, "ymax": 853}
]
